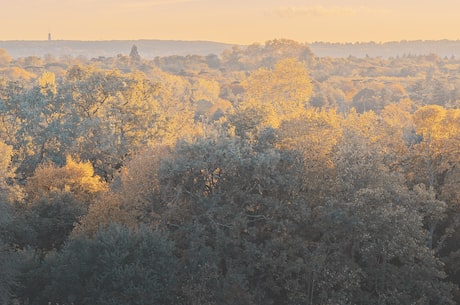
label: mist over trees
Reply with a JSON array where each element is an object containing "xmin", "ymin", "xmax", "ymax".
[{"xmin": 1, "ymin": 39, "xmax": 460, "ymax": 304}]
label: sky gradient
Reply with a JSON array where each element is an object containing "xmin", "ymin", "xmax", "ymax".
[{"xmin": 1, "ymin": 0, "xmax": 460, "ymax": 44}]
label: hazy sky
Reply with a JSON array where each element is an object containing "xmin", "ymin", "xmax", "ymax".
[{"xmin": 2, "ymin": 0, "xmax": 460, "ymax": 44}]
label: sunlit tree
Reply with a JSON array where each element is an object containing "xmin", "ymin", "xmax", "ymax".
[{"xmin": 241, "ymin": 58, "xmax": 313, "ymax": 127}]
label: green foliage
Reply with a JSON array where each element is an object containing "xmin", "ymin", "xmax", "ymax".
[
  {"xmin": 5, "ymin": 194, "xmax": 86, "ymax": 260},
  {"xmin": 5, "ymin": 157, "xmax": 107, "ymax": 253},
  {"xmin": 0, "ymin": 243, "xmax": 18, "ymax": 305},
  {"xmin": 154, "ymin": 134, "xmax": 309, "ymax": 304},
  {"xmin": 319, "ymin": 187, "xmax": 453, "ymax": 304},
  {"xmin": 38, "ymin": 224, "xmax": 178, "ymax": 305},
  {"xmin": 151, "ymin": 132, "xmax": 454, "ymax": 304},
  {"xmin": 0, "ymin": 202, "xmax": 18, "ymax": 305},
  {"xmin": 2, "ymin": 40, "xmax": 460, "ymax": 304}
]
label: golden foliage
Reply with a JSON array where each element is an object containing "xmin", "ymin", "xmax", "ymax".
[
  {"xmin": 0, "ymin": 141, "xmax": 22, "ymax": 203},
  {"xmin": 341, "ymin": 109, "xmax": 380, "ymax": 142},
  {"xmin": 380, "ymin": 99, "xmax": 414, "ymax": 130},
  {"xmin": 0, "ymin": 67, "xmax": 35, "ymax": 81},
  {"xmin": 277, "ymin": 109, "xmax": 342, "ymax": 201},
  {"xmin": 242, "ymin": 58, "xmax": 312, "ymax": 126},
  {"xmin": 0, "ymin": 142, "xmax": 13, "ymax": 180},
  {"xmin": 116, "ymin": 145, "xmax": 168, "ymax": 207},
  {"xmin": 411, "ymin": 105, "xmax": 460, "ymax": 192},
  {"xmin": 234, "ymin": 99, "xmax": 280, "ymax": 131},
  {"xmin": 149, "ymin": 71, "xmax": 199, "ymax": 144},
  {"xmin": 26, "ymin": 155, "xmax": 107, "ymax": 204},
  {"xmin": 76, "ymin": 145, "xmax": 170, "ymax": 236},
  {"xmin": 192, "ymin": 78, "xmax": 220, "ymax": 102},
  {"xmin": 413, "ymin": 105, "xmax": 446, "ymax": 139},
  {"xmin": 73, "ymin": 192, "xmax": 133, "ymax": 237},
  {"xmin": 378, "ymin": 99, "xmax": 414, "ymax": 156},
  {"xmin": 278, "ymin": 108, "xmax": 341, "ymax": 165},
  {"xmin": 38, "ymin": 71, "xmax": 57, "ymax": 96},
  {"xmin": 0, "ymin": 48, "xmax": 11, "ymax": 66}
]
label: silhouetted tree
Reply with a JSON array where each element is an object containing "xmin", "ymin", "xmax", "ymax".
[{"xmin": 129, "ymin": 45, "xmax": 141, "ymax": 62}]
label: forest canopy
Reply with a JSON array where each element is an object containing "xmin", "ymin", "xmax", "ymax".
[{"xmin": 1, "ymin": 39, "xmax": 460, "ymax": 304}]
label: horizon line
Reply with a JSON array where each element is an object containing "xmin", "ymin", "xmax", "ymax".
[{"xmin": 2, "ymin": 38, "xmax": 460, "ymax": 45}]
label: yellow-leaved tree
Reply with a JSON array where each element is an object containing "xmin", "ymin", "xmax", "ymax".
[
  {"xmin": 38, "ymin": 71, "xmax": 57, "ymax": 96},
  {"xmin": 19, "ymin": 155, "xmax": 107, "ymax": 252},
  {"xmin": 26, "ymin": 155, "xmax": 107, "ymax": 205},
  {"xmin": 149, "ymin": 71, "xmax": 199, "ymax": 144},
  {"xmin": 241, "ymin": 58, "xmax": 312, "ymax": 128},
  {"xmin": 412, "ymin": 105, "xmax": 460, "ymax": 202},
  {"xmin": 277, "ymin": 108, "xmax": 342, "ymax": 201},
  {"xmin": 0, "ymin": 141, "xmax": 21, "ymax": 203},
  {"xmin": 76, "ymin": 145, "xmax": 170, "ymax": 236}
]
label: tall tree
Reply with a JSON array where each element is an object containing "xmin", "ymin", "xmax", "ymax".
[
  {"xmin": 129, "ymin": 44, "xmax": 141, "ymax": 63},
  {"xmin": 241, "ymin": 58, "xmax": 313, "ymax": 127}
]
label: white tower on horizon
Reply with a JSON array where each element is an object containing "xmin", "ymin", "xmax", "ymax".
[{"xmin": 48, "ymin": 33, "xmax": 51, "ymax": 41}]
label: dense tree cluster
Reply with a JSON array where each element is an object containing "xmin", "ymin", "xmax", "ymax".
[{"xmin": 1, "ymin": 39, "xmax": 460, "ymax": 304}]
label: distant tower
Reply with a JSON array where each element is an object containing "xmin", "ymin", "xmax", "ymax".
[{"xmin": 48, "ymin": 33, "xmax": 51, "ymax": 41}]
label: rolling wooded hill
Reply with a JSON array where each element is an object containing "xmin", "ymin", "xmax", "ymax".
[{"xmin": 2, "ymin": 39, "xmax": 460, "ymax": 59}]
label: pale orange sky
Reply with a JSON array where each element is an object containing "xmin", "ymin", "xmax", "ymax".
[{"xmin": 1, "ymin": 0, "xmax": 460, "ymax": 44}]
